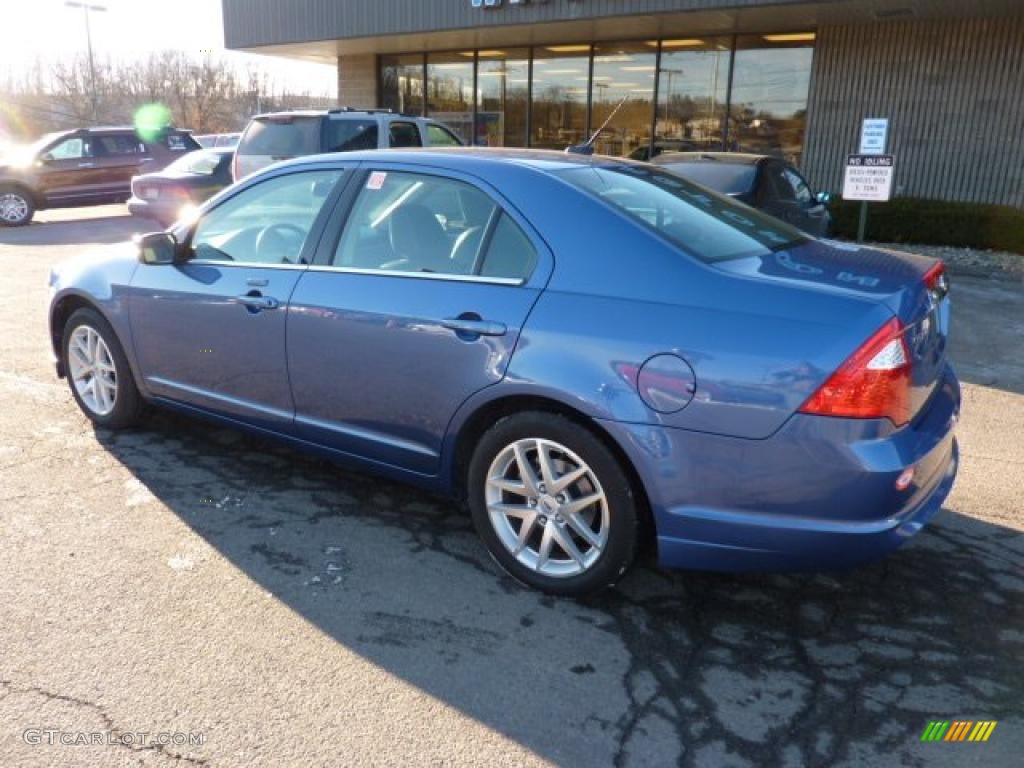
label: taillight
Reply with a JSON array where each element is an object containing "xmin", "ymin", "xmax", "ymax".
[
  {"xmin": 922, "ymin": 261, "xmax": 949, "ymax": 301},
  {"xmin": 799, "ymin": 317, "xmax": 912, "ymax": 426}
]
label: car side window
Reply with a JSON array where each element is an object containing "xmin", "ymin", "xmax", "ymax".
[
  {"xmin": 334, "ymin": 170, "xmax": 513, "ymax": 277},
  {"xmin": 388, "ymin": 122, "xmax": 422, "ymax": 148},
  {"xmin": 783, "ymin": 168, "xmax": 813, "ymax": 204},
  {"xmin": 47, "ymin": 137, "xmax": 92, "ymax": 161},
  {"xmin": 479, "ymin": 214, "xmax": 537, "ymax": 281},
  {"xmin": 190, "ymin": 169, "xmax": 342, "ymax": 265},
  {"xmin": 326, "ymin": 119, "xmax": 379, "ymax": 151},
  {"xmin": 426, "ymin": 124, "xmax": 461, "ymax": 147},
  {"xmin": 97, "ymin": 134, "xmax": 143, "ymax": 156}
]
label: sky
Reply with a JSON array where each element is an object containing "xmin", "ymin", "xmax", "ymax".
[{"xmin": 0, "ymin": 0, "xmax": 336, "ymax": 95}]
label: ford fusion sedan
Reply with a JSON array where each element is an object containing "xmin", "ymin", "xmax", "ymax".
[
  {"xmin": 47, "ymin": 149, "xmax": 958, "ymax": 596},
  {"xmin": 651, "ymin": 152, "xmax": 834, "ymax": 237}
]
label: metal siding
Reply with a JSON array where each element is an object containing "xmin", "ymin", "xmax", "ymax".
[
  {"xmin": 802, "ymin": 16, "xmax": 1024, "ymax": 207},
  {"xmin": 222, "ymin": 0, "xmax": 810, "ymax": 48}
]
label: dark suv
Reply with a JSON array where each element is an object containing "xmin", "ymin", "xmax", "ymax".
[
  {"xmin": 233, "ymin": 108, "xmax": 463, "ymax": 180},
  {"xmin": 0, "ymin": 126, "xmax": 200, "ymax": 226}
]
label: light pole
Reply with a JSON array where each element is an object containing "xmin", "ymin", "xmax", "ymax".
[{"xmin": 65, "ymin": 1, "xmax": 107, "ymax": 124}]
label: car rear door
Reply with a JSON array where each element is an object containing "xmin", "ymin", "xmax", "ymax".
[
  {"xmin": 128, "ymin": 166, "xmax": 348, "ymax": 431},
  {"xmin": 93, "ymin": 132, "xmax": 147, "ymax": 198},
  {"xmin": 286, "ymin": 165, "xmax": 551, "ymax": 474}
]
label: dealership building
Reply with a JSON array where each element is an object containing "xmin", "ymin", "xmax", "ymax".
[{"xmin": 222, "ymin": 0, "xmax": 1024, "ymax": 207}]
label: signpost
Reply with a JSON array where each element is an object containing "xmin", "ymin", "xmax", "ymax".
[{"xmin": 846, "ymin": 118, "xmax": 892, "ymax": 242}]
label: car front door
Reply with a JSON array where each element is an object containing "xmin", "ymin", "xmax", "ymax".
[
  {"xmin": 127, "ymin": 166, "xmax": 347, "ymax": 430},
  {"xmin": 35, "ymin": 135, "xmax": 106, "ymax": 204},
  {"xmin": 286, "ymin": 166, "xmax": 550, "ymax": 474}
]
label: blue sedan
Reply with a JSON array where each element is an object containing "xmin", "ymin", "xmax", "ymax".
[{"xmin": 47, "ymin": 149, "xmax": 959, "ymax": 596}]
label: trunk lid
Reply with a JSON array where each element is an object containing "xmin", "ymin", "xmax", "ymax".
[{"xmin": 717, "ymin": 239, "xmax": 950, "ymax": 422}]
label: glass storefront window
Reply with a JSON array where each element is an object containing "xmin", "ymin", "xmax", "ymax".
[
  {"xmin": 475, "ymin": 49, "xmax": 529, "ymax": 148},
  {"xmin": 591, "ymin": 42, "xmax": 656, "ymax": 159},
  {"xmin": 427, "ymin": 52, "xmax": 474, "ymax": 142},
  {"xmin": 380, "ymin": 54, "xmax": 424, "ymax": 116},
  {"xmin": 530, "ymin": 44, "xmax": 591, "ymax": 150},
  {"xmin": 654, "ymin": 38, "xmax": 731, "ymax": 160},
  {"xmin": 728, "ymin": 34, "xmax": 815, "ymax": 164}
]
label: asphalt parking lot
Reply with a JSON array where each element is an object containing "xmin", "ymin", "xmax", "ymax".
[{"xmin": 1, "ymin": 205, "xmax": 1022, "ymax": 767}]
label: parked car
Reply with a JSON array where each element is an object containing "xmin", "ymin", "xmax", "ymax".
[
  {"xmin": 0, "ymin": 126, "xmax": 200, "ymax": 226},
  {"xmin": 47, "ymin": 149, "xmax": 958, "ymax": 596},
  {"xmin": 627, "ymin": 139, "xmax": 725, "ymax": 162},
  {"xmin": 651, "ymin": 152, "xmax": 833, "ymax": 236},
  {"xmin": 195, "ymin": 133, "xmax": 241, "ymax": 149},
  {"xmin": 128, "ymin": 147, "xmax": 234, "ymax": 225},
  {"xmin": 233, "ymin": 108, "xmax": 464, "ymax": 180}
]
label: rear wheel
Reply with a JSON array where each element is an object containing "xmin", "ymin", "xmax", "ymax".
[
  {"xmin": 0, "ymin": 186, "xmax": 34, "ymax": 227},
  {"xmin": 63, "ymin": 308, "xmax": 142, "ymax": 429},
  {"xmin": 468, "ymin": 412, "xmax": 639, "ymax": 596}
]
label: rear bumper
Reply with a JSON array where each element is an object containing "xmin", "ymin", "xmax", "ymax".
[
  {"xmin": 601, "ymin": 363, "xmax": 960, "ymax": 572},
  {"xmin": 127, "ymin": 196, "xmax": 180, "ymax": 223}
]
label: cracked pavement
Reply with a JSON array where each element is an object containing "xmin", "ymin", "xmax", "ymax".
[{"xmin": 1, "ymin": 206, "xmax": 1022, "ymax": 767}]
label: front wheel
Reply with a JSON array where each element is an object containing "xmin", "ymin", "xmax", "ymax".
[
  {"xmin": 63, "ymin": 308, "xmax": 142, "ymax": 429},
  {"xmin": 468, "ymin": 412, "xmax": 639, "ymax": 597}
]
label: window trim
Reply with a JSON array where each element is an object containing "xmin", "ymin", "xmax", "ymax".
[{"xmin": 312, "ymin": 164, "xmax": 548, "ymax": 287}]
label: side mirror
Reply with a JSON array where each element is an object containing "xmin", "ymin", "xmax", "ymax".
[
  {"xmin": 815, "ymin": 191, "xmax": 832, "ymax": 204},
  {"xmin": 38, "ymin": 153, "xmax": 54, "ymax": 165},
  {"xmin": 135, "ymin": 231, "xmax": 180, "ymax": 265}
]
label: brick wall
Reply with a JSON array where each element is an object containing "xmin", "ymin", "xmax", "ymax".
[{"xmin": 337, "ymin": 54, "xmax": 378, "ymax": 109}]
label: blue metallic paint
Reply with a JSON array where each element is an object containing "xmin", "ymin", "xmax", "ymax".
[{"xmin": 48, "ymin": 149, "xmax": 960, "ymax": 574}]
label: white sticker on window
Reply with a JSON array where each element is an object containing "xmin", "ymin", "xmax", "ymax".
[{"xmin": 366, "ymin": 171, "xmax": 387, "ymax": 190}]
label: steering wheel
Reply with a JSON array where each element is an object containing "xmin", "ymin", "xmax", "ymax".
[{"xmin": 255, "ymin": 223, "xmax": 307, "ymax": 263}]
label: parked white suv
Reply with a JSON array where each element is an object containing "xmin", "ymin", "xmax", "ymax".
[{"xmin": 233, "ymin": 108, "xmax": 463, "ymax": 180}]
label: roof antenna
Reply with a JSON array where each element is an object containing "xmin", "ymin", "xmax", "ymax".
[{"xmin": 565, "ymin": 94, "xmax": 630, "ymax": 156}]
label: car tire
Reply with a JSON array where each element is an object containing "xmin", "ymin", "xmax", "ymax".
[
  {"xmin": 468, "ymin": 412, "xmax": 639, "ymax": 597},
  {"xmin": 62, "ymin": 308, "xmax": 143, "ymax": 429},
  {"xmin": 0, "ymin": 185, "xmax": 35, "ymax": 227}
]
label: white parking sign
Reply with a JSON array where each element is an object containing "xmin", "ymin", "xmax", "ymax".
[{"xmin": 843, "ymin": 154, "xmax": 894, "ymax": 202}]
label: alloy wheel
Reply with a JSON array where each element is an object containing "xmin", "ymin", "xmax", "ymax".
[
  {"xmin": 0, "ymin": 193, "xmax": 29, "ymax": 224},
  {"xmin": 68, "ymin": 325, "xmax": 118, "ymax": 416},
  {"xmin": 485, "ymin": 438, "xmax": 609, "ymax": 578}
]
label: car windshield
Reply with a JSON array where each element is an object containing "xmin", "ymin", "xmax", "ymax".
[
  {"xmin": 555, "ymin": 163, "xmax": 808, "ymax": 263},
  {"xmin": 240, "ymin": 117, "xmax": 321, "ymax": 155},
  {"xmin": 656, "ymin": 160, "xmax": 757, "ymax": 196},
  {"xmin": 165, "ymin": 150, "xmax": 225, "ymax": 176}
]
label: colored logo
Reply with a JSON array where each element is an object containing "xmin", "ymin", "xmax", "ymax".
[{"xmin": 921, "ymin": 721, "xmax": 997, "ymax": 742}]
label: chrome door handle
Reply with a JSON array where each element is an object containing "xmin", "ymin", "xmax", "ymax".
[
  {"xmin": 77, "ymin": 162, "xmax": 95, "ymax": 168},
  {"xmin": 234, "ymin": 294, "xmax": 280, "ymax": 310},
  {"xmin": 442, "ymin": 317, "xmax": 507, "ymax": 337}
]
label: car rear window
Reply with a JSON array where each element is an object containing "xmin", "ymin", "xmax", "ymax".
[
  {"xmin": 555, "ymin": 164, "xmax": 807, "ymax": 263},
  {"xmin": 165, "ymin": 132, "xmax": 201, "ymax": 151},
  {"xmin": 657, "ymin": 161, "xmax": 757, "ymax": 196},
  {"xmin": 165, "ymin": 150, "xmax": 226, "ymax": 176},
  {"xmin": 239, "ymin": 117, "xmax": 322, "ymax": 156},
  {"xmin": 325, "ymin": 119, "xmax": 378, "ymax": 152}
]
